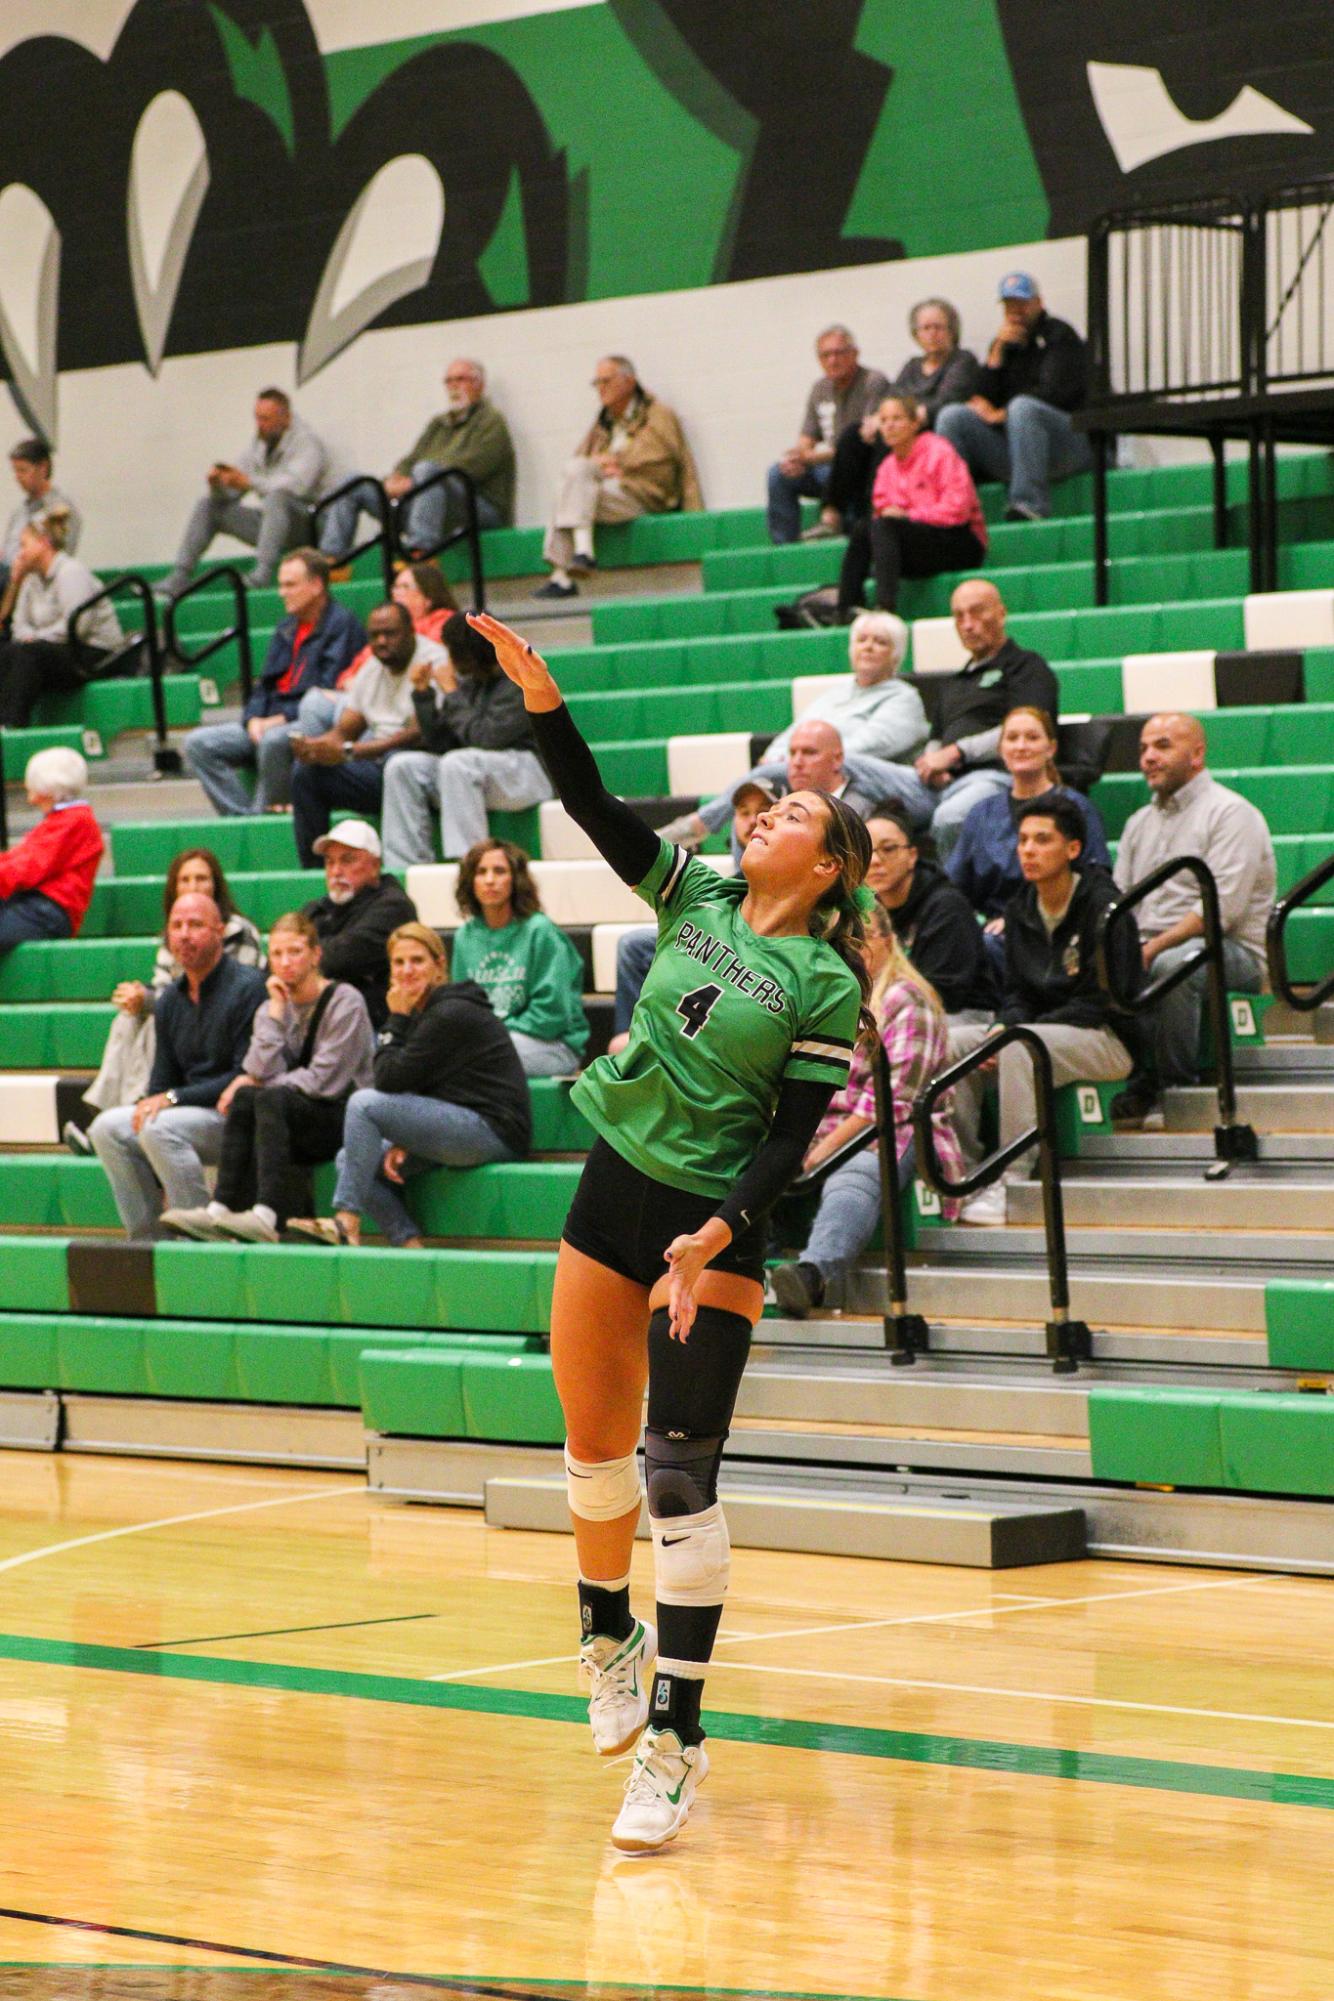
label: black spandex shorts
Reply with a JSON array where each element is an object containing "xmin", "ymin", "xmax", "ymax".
[{"xmin": 562, "ymin": 1137, "xmax": 767, "ymax": 1289}]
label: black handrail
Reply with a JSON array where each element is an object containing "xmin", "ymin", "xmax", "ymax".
[
  {"xmin": 1095, "ymin": 856, "xmax": 1258, "ymax": 1176},
  {"xmin": 1266, "ymin": 847, "xmax": 1334, "ymax": 1010},
  {"xmin": 70, "ymin": 571, "xmax": 167, "ymax": 761},
  {"xmin": 312, "ymin": 475, "xmax": 396, "ymax": 599},
  {"xmin": 789, "ymin": 1038, "xmax": 929, "ymax": 1364},
  {"xmin": 913, "ymin": 1026, "xmax": 1092, "ymax": 1374},
  {"xmin": 163, "ymin": 561, "xmax": 255, "ymax": 752},
  {"xmin": 392, "ymin": 464, "xmax": 486, "ymax": 609}
]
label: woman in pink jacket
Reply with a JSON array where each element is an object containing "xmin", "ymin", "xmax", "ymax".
[{"xmin": 836, "ymin": 391, "xmax": 987, "ymax": 616}]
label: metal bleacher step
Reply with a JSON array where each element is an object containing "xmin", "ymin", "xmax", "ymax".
[
  {"xmin": 1006, "ymin": 1168, "xmax": 1334, "ymax": 1231},
  {"xmin": 869, "ymin": 1264, "xmax": 1268, "ymax": 1335},
  {"xmin": 1167, "ymin": 1084, "xmax": 1334, "ymax": 1132},
  {"xmin": 724, "ymin": 1415, "xmax": 1091, "ymax": 1480}
]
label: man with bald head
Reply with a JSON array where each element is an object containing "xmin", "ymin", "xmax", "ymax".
[
  {"xmin": 1111, "ymin": 712, "xmax": 1276, "ymax": 1123},
  {"xmin": 868, "ymin": 577, "xmax": 1060, "ymax": 857},
  {"xmin": 89, "ymin": 893, "xmax": 267, "ymax": 1238}
]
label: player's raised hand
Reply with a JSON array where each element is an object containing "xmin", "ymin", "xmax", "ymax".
[{"xmin": 466, "ymin": 612, "xmax": 562, "ymax": 709}]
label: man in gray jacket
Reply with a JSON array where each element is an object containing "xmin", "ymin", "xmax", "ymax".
[{"xmin": 159, "ymin": 387, "xmax": 334, "ymax": 597}]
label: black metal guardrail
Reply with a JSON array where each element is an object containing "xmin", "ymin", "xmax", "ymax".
[
  {"xmin": 1096, "ymin": 855, "xmax": 1258, "ymax": 1177},
  {"xmin": 312, "ymin": 476, "xmax": 396, "ymax": 599},
  {"xmin": 392, "ymin": 465, "xmax": 487, "ymax": 610},
  {"xmin": 914, "ymin": 1026, "xmax": 1092, "ymax": 1375},
  {"xmin": 70, "ymin": 571, "xmax": 167, "ymax": 764},
  {"xmin": 162, "ymin": 564, "xmax": 255, "ymax": 777},
  {"xmin": 1266, "ymin": 848, "xmax": 1334, "ymax": 1012}
]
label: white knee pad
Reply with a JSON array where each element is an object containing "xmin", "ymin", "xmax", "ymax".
[
  {"xmin": 564, "ymin": 1445, "xmax": 642, "ymax": 1522},
  {"xmin": 651, "ymin": 1502, "xmax": 730, "ymax": 1607}
]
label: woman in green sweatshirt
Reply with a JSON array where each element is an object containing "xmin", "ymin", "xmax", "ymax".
[{"xmin": 450, "ymin": 839, "xmax": 589, "ymax": 1076}]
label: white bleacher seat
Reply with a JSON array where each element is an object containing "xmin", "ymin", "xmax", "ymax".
[
  {"xmin": 1122, "ymin": 652, "xmax": 1218, "ymax": 714},
  {"xmin": 1243, "ymin": 588, "xmax": 1334, "ymax": 653},
  {"xmin": 591, "ymin": 923, "xmax": 640, "ymax": 993},
  {"xmin": 909, "ymin": 617, "xmax": 968, "ymax": 675},
  {"xmin": 791, "ymin": 673, "xmax": 850, "ymax": 719},
  {"xmin": 537, "ymin": 800, "xmax": 599, "ymax": 862},
  {"xmin": 667, "ymin": 733, "xmax": 752, "ymax": 796},
  {"xmin": 408, "ymin": 856, "xmax": 734, "ymax": 931},
  {"xmin": 0, "ymin": 1076, "xmax": 60, "ymax": 1145}
]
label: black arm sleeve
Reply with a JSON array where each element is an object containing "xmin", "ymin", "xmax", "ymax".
[
  {"xmin": 714, "ymin": 1078, "xmax": 837, "ymax": 1240},
  {"xmin": 530, "ymin": 702, "xmax": 660, "ymax": 888}
]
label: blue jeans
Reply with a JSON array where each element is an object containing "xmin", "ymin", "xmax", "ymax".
[
  {"xmin": 766, "ymin": 460, "xmax": 830, "ymax": 543},
  {"xmin": 296, "ymin": 687, "xmax": 348, "ymax": 735},
  {"xmin": 614, "ymin": 926, "xmax": 657, "ymax": 1035},
  {"xmin": 935, "ymin": 396, "xmax": 1092, "ymax": 517},
  {"xmin": 316, "ymin": 477, "xmax": 388, "ymax": 561},
  {"xmin": 509, "ymin": 1029, "xmax": 582, "ymax": 1076},
  {"xmin": 89, "ymin": 1102, "xmax": 225, "ymax": 1241},
  {"xmin": 801, "ymin": 1141, "xmax": 914, "ymax": 1295},
  {"xmin": 1146, "ymin": 938, "xmax": 1264, "ymax": 1087},
  {"xmin": 401, "ymin": 463, "xmax": 502, "ymax": 553},
  {"xmin": 185, "ymin": 719, "xmax": 297, "ymax": 816},
  {"xmin": 332, "ymin": 1087, "xmax": 518, "ymax": 1244},
  {"xmin": 864, "ymin": 764, "xmax": 1012, "ymax": 859},
  {"xmin": 290, "ymin": 756, "xmax": 385, "ymax": 867},
  {"xmin": 0, "ymin": 889, "xmax": 71, "ymax": 957}
]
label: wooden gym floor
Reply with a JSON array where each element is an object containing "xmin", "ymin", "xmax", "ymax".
[{"xmin": 0, "ymin": 1453, "xmax": 1327, "ymax": 2001}]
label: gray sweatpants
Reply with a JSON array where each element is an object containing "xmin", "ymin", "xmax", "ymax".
[{"xmin": 949, "ymin": 1020, "xmax": 1132, "ymax": 1178}]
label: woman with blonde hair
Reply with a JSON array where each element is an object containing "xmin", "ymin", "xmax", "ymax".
[{"xmin": 770, "ymin": 902, "xmax": 962, "ymax": 1316}]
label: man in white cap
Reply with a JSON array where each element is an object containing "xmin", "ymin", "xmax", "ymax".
[
  {"xmin": 298, "ymin": 819, "xmax": 416, "ymax": 1028},
  {"xmin": 936, "ymin": 273, "xmax": 1090, "ymax": 521}
]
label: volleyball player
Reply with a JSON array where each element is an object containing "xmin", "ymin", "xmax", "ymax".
[{"xmin": 468, "ymin": 612, "xmax": 873, "ymax": 1853}]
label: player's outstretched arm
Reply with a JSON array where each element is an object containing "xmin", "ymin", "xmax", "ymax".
[{"xmin": 467, "ymin": 612, "xmax": 659, "ymax": 888}]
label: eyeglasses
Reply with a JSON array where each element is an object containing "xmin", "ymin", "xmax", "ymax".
[{"xmin": 870, "ymin": 841, "xmax": 912, "ymax": 857}]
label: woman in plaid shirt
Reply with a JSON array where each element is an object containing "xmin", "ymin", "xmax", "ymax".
[{"xmin": 771, "ymin": 903, "xmax": 961, "ymax": 1315}]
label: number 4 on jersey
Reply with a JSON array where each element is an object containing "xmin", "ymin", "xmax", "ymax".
[{"xmin": 675, "ymin": 982, "xmax": 723, "ymax": 1040}]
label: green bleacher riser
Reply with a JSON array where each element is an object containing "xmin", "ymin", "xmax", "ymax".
[
  {"xmin": 550, "ymin": 625, "xmax": 847, "ymax": 698},
  {"xmin": 1087, "ymin": 1387, "xmax": 1333, "ymax": 1498},
  {"xmin": 110, "ymin": 818, "xmax": 302, "ymax": 876},
  {"xmin": 0, "ymin": 1003, "xmax": 114, "ymax": 1067},
  {"xmin": 0, "ymin": 1158, "xmax": 121, "ymax": 1231},
  {"xmin": 307, "ymin": 1159, "xmax": 581, "ymax": 1240},
  {"xmin": 566, "ymin": 677, "xmax": 794, "ymax": 746},
  {"xmin": 153, "ymin": 1242, "xmax": 556, "ymax": 1333},
  {"xmin": 0, "ymin": 938, "xmax": 157, "ymax": 1002},
  {"xmin": 32, "ymin": 677, "xmax": 206, "ymax": 740},
  {"xmin": 0, "ymin": 1238, "xmax": 70, "ymax": 1311},
  {"xmin": 1265, "ymin": 1282, "xmax": 1334, "ymax": 1373},
  {"xmin": 84, "ymin": 870, "xmax": 315, "ymax": 938},
  {"xmin": 1093, "ymin": 766, "xmax": 1334, "ymax": 839},
  {"xmin": 359, "ymin": 1343, "xmax": 563, "ymax": 1444},
  {"xmin": 0, "ymin": 724, "xmax": 95, "ymax": 768}
]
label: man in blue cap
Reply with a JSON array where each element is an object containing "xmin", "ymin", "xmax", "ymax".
[{"xmin": 937, "ymin": 273, "xmax": 1090, "ymax": 521}]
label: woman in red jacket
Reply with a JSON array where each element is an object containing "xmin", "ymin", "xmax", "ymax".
[
  {"xmin": 0, "ymin": 747, "xmax": 103, "ymax": 956},
  {"xmin": 836, "ymin": 391, "xmax": 987, "ymax": 616}
]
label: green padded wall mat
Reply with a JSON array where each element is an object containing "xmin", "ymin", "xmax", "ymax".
[
  {"xmin": 142, "ymin": 1320, "xmax": 240, "ymax": 1401},
  {"xmin": 0, "ymin": 1238, "xmax": 69, "ymax": 1313},
  {"xmin": 1218, "ymin": 1393, "xmax": 1334, "ymax": 1499},
  {"xmin": 359, "ymin": 1347, "xmax": 466, "ymax": 1438},
  {"xmin": 1086, "ymin": 1388, "xmax": 1226, "ymax": 1488},
  {"xmin": 459, "ymin": 1350, "xmax": 563, "ymax": 1444},
  {"xmin": 0, "ymin": 1315, "xmax": 60, "ymax": 1388},
  {"xmin": 56, "ymin": 1318, "xmax": 150, "ymax": 1396},
  {"xmin": 1266, "ymin": 1282, "xmax": 1334, "ymax": 1371}
]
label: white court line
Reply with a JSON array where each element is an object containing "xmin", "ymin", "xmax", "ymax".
[
  {"xmin": 0, "ymin": 1483, "xmax": 361, "ymax": 1580},
  {"xmin": 430, "ymin": 1650, "xmax": 578, "ymax": 1681},
  {"xmin": 712, "ymin": 1658, "xmax": 1334, "ymax": 1733}
]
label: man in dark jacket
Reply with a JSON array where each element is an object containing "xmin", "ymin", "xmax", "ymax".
[
  {"xmin": 869, "ymin": 803, "xmax": 995, "ymax": 1020},
  {"xmin": 948, "ymin": 795, "xmax": 1139, "ymax": 1223},
  {"xmin": 299, "ymin": 819, "xmax": 416, "ymax": 1028},
  {"xmin": 870, "ymin": 579, "xmax": 1060, "ymax": 857},
  {"xmin": 380, "ymin": 611, "xmax": 552, "ymax": 865},
  {"xmin": 937, "ymin": 271, "xmax": 1091, "ymax": 522},
  {"xmin": 184, "ymin": 549, "xmax": 364, "ymax": 817}
]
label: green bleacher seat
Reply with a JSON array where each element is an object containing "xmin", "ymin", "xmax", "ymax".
[
  {"xmin": 0, "ymin": 939, "xmax": 157, "ymax": 1003},
  {"xmin": 1265, "ymin": 1282, "xmax": 1334, "ymax": 1371},
  {"xmin": 1087, "ymin": 1386, "xmax": 1332, "ymax": 1498},
  {"xmin": 0, "ymin": 1003, "xmax": 114, "ymax": 1067}
]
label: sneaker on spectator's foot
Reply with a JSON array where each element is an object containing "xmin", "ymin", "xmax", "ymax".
[
  {"xmin": 62, "ymin": 1121, "xmax": 93, "ymax": 1158},
  {"xmin": 569, "ymin": 554, "xmax": 598, "ymax": 575},
  {"xmin": 799, "ymin": 520, "xmax": 840, "ymax": 541},
  {"xmin": 214, "ymin": 1207, "xmax": 281, "ymax": 1244},
  {"xmin": 534, "ymin": 578, "xmax": 578, "ymax": 600},
  {"xmin": 1003, "ymin": 502, "xmax": 1045, "ymax": 522},
  {"xmin": 160, "ymin": 1206, "xmax": 228, "ymax": 1240},
  {"xmin": 283, "ymin": 1216, "xmax": 346, "ymax": 1247},
  {"xmin": 769, "ymin": 1260, "xmax": 824, "ymax": 1318},
  {"xmin": 959, "ymin": 1183, "xmax": 1008, "ymax": 1226},
  {"xmin": 1110, "ymin": 1077, "xmax": 1162, "ymax": 1127},
  {"xmin": 611, "ymin": 1727, "xmax": 709, "ymax": 1853},
  {"xmin": 656, "ymin": 812, "xmax": 706, "ymax": 851},
  {"xmin": 581, "ymin": 1619, "xmax": 657, "ymax": 1757}
]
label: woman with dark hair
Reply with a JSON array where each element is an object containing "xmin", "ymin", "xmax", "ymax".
[
  {"xmin": 450, "ymin": 839, "xmax": 588, "ymax": 1075},
  {"xmin": 393, "ymin": 560, "xmax": 457, "ymax": 643},
  {"xmin": 464, "ymin": 609, "xmax": 870, "ymax": 1854},
  {"xmin": 836, "ymin": 392, "xmax": 987, "ymax": 617},
  {"xmin": 72, "ymin": 847, "xmax": 263, "ymax": 1143}
]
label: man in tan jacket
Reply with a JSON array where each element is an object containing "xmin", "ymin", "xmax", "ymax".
[{"xmin": 536, "ymin": 356, "xmax": 702, "ymax": 598}]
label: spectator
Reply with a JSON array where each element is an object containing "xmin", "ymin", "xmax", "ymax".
[
  {"xmin": 948, "ymin": 707, "xmax": 1109, "ymax": 976},
  {"xmin": 769, "ymin": 904, "xmax": 962, "ymax": 1315},
  {"xmin": 607, "ymin": 779, "xmax": 779, "ymax": 1058},
  {"xmin": 288, "ymin": 922, "xmax": 530, "ymax": 1248},
  {"xmin": 393, "ymin": 560, "xmax": 457, "ymax": 645},
  {"xmin": 0, "ymin": 747, "xmax": 102, "ymax": 958},
  {"xmin": 380, "ymin": 611, "xmax": 552, "ymax": 867},
  {"xmin": 1110, "ymin": 713, "xmax": 1276, "ymax": 1126},
  {"xmin": 536, "ymin": 357, "xmax": 702, "ymax": 598},
  {"xmin": 451, "ymin": 839, "xmax": 589, "ymax": 1076},
  {"xmin": 867, "ymin": 577, "xmax": 1060, "ymax": 856},
  {"xmin": 74, "ymin": 848, "xmax": 264, "ymax": 1145},
  {"xmin": 1, "ymin": 437, "xmax": 81, "ymax": 596},
  {"xmin": 183, "ymin": 549, "xmax": 364, "ymax": 819},
  {"xmin": 386, "ymin": 359, "xmax": 515, "ymax": 550},
  {"xmin": 161, "ymin": 911, "xmax": 375, "ymax": 1243},
  {"xmin": 936, "ymin": 273, "xmax": 1090, "ymax": 523},
  {"xmin": 822, "ymin": 299, "xmax": 980, "ymax": 533},
  {"xmin": 661, "ymin": 612, "xmax": 926, "ymax": 852},
  {"xmin": 158, "ymin": 388, "xmax": 336, "ymax": 598},
  {"xmin": 949, "ymin": 797, "xmax": 1138, "ymax": 1224},
  {"xmin": 0, "ymin": 512, "xmax": 121, "ymax": 727},
  {"xmin": 835, "ymin": 392, "xmax": 987, "ymax": 617},
  {"xmin": 288, "ymin": 601, "xmax": 441, "ymax": 866},
  {"xmin": 767, "ymin": 326, "xmax": 889, "ymax": 544},
  {"xmin": 298, "ymin": 820, "xmax": 416, "ymax": 1029},
  {"xmin": 865, "ymin": 804, "xmax": 994, "ymax": 1023},
  {"xmin": 88, "ymin": 893, "xmax": 267, "ymax": 1240}
]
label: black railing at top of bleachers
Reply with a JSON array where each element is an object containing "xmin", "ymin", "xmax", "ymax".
[
  {"xmin": 790, "ymin": 1037, "xmax": 929, "ymax": 1365},
  {"xmin": 392, "ymin": 464, "xmax": 487, "ymax": 610},
  {"xmin": 1095, "ymin": 855, "xmax": 1258, "ymax": 1177},
  {"xmin": 1266, "ymin": 846, "xmax": 1334, "ymax": 1011},
  {"xmin": 913, "ymin": 1026, "xmax": 1092, "ymax": 1375},
  {"xmin": 163, "ymin": 565, "xmax": 255, "ymax": 777},
  {"xmin": 311, "ymin": 476, "xmax": 396, "ymax": 599},
  {"xmin": 69, "ymin": 570, "xmax": 167, "ymax": 762}
]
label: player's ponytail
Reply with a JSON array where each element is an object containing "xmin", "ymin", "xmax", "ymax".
[{"xmin": 807, "ymin": 791, "xmax": 877, "ymax": 1041}]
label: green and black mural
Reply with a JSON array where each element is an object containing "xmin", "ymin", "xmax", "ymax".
[{"xmin": 0, "ymin": 0, "xmax": 1330, "ymax": 437}]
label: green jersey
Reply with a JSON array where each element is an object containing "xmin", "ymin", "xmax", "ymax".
[{"xmin": 572, "ymin": 839, "xmax": 861, "ymax": 1199}]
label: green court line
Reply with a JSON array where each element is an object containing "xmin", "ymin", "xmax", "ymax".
[{"xmin": 0, "ymin": 1630, "xmax": 1328, "ymax": 1812}]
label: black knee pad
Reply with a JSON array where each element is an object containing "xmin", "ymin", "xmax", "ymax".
[
  {"xmin": 645, "ymin": 1304, "xmax": 753, "ymax": 1519},
  {"xmin": 644, "ymin": 1426, "xmax": 725, "ymax": 1518}
]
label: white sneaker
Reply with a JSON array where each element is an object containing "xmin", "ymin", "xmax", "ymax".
[
  {"xmin": 160, "ymin": 1206, "xmax": 228, "ymax": 1240},
  {"xmin": 611, "ymin": 1726, "xmax": 709, "ymax": 1853},
  {"xmin": 959, "ymin": 1183, "xmax": 1008, "ymax": 1226},
  {"xmin": 213, "ymin": 1207, "xmax": 280, "ymax": 1243},
  {"xmin": 580, "ymin": 1619, "xmax": 656, "ymax": 1756}
]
